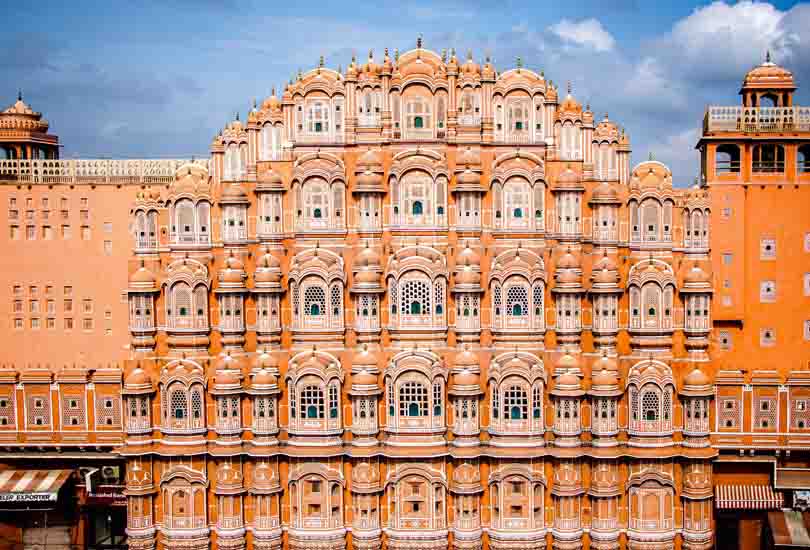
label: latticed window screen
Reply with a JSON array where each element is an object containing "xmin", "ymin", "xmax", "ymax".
[
  {"xmin": 492, "ymin": 387, "xmax": 500, "ymax": 419},
  {"xmin": 719, "ymin": 398, "xmax": 740, "ymax": 429},
  {"xmin": 300, "ymin": 385, "xmax": 324, "ymax": 419},
  {"xmin": 95, "ymin": 394, "xmax": 121, "ymax": 428},
  {"xmin": 532, "ymin": 285, "xmax": 543, "ymax": 317},
  {"xmin": 27, "ymin": 393, "xmax": 50, "ymax": 427},
  {"xmin": 493, "ymin": 285, "xmax": 502, "ymax": 316},
  {"xmin": 170, "ymin": 389, "xmax": 187, "ymax": 420},
  {"xmin": 400, "ymin": 280, "xmax": 431, "ymax": 315},
  {"xmin": 503, "ymin": 385, "xmax": 528, "ymax": 420},
  {"xmin": 532, "ymin": 386, "xmax": 542, "ymax": 419},
  {"xmin": 191, "ymin": 389, "xmax": 203, "ymax": 423},
  {"xmin": 330, "ymin": 284, "xmax": 342, "ymax": 317},
  {"xmin": 434, "ymin": 281, "xmax": 444, "ymax": 315},
  {"xmin": 433, "ymin": 382, "xmax": 442, "ymax": 416},
  {"xmin": 754, "ymin": 395, "xmax": 777, "ymax": 430},
  {"xmin": 399, "ymin": 382, "xmax": 428, "ymax": 417},
  {"xmin": 506, "ymin": 285, "xmax": 529, "ymax": 316},
  {"xmin": 292, "ymin": 286, "xmax": 300, "ymax": 319},
  {"xmin": 792, "ymin": 398, "xmax": 810, "ymax": 429},
  {"xmin": 304, "ymin": 286, "xmax": 326, "ymax": 317},
  {"xmin": 641, "ymin": 390, "xmax": 660, "ymax": 421},
  {"xmin": 329, "ymin": 384, "xmax": 339, "ymax": 418},
  {"xmin": 0, "ymin": 394, "xmax": 16, "ymax": 428},
  {"xmin": 61, "ymin": 393, "xmax": 85, "ymax": 427}
]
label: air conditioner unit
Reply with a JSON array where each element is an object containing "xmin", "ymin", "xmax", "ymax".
[{"xmin": 101, "ymin": 466, "xmax": 120, "ymax": 481}]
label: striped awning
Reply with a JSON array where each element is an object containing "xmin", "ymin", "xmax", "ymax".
[
  {"xmin": 0, "ymin": 470, "xmax": 72, "ymax": 504},
  {"xmin": 715, "ymin": 483, "xmax": 784, "ymax": 510}
]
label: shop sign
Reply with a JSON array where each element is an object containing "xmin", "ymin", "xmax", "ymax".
[{"xmin": 0, "ymin": 492, "xmax": 57, "ymax": 503}]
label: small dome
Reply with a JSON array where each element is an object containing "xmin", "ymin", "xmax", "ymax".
[
  {"xmin": 456, "ymin": 147, "xmax": 481, "ymax": 168},
  {"xmin": 557, "ymin": 248, "xmax": 580, "ymax": 269},
  {"xmin": 684, "ymin": 367, "xmax": 710, "ymax": 387},
  {"xmin": 353, "ymin": 369, "xmax": 378, "ymax": 386},
  {"xmin": 130, "ymin": 265, "xmax": 157, "ymax": 285},
  {"xmin": 213, "ymin": 352, "xmax": 241, "ymax": 371},
  {"xmin": 125, "ymin": 367, "xmax": 150, "ymax": 387},
  {"xmin": 354, "ymin": 345, "xmax": 378, "ymax": 368},
  {"xmin": 214, "ymin": 369, "xmax": 241, "ymax": 387},
  {"xmin": 743, "ymin": 56, "xmax": 795, "ymax": 89},
  {"xmin": 592, "ymin": 353, "xmax": 618, "ymax": 373},
  {"xmin": 356, "ymin": 169, "xmax": 383, "ymax": 188},
  {"xmin": 460, "ymin": 51, "xmax": 481, "ymax": 76},
  {"xmin": 592, "ymin": 181, "xmax": 618, "ymax": 200},
  {"xmin": 556, "ymin": 371, "xmax": 581, "ymax": 389},
  {"xmin": 358, "ymin": 148, "xmax": 383, "ymax": 167},
  {"xmin": 219, "ymin": 255, "xmax": 246, "ymax": 284},
  {"xmin": 222, "ymin": 182, "xmax": 248, "ymax": 201},
  {"xmin": 455, "ymin": 348, "xmax": 478, "ymax": 369},
  {"xmin": 557, "ymin": 167, "xmax": 581, "ymax": 186},
  {"xmin": 503, "ymin": 355, "xmax": 529, "ymax": 371},
  {"xmin": 252, "ymin": 368, "xmax": 278, "ymax": 387},
  {"xmin": 557, "ymin": 353, "xmax": 580, "ymax": 371},
  {"xmin": 454, "ymin": 265, "xmax": 481, "ymax": 286},
  {"xmin": 456, "ymin": 168, "xmax": 481, "ymax": 186},
  {"xmin": 255, "ymin": 252, "xmax": 282, "ymax": 284},
  {"xmin": 400, "ymin": 56, "xmax": 434, "ymax": 78},
  {"xmin": 252, "ymin": 349, "xmax": 279, "ymax": 371},
  {"xmin": 592, "ymin": 368, "xmax": 618, "ymax": 388},
  {"xmin": 557, "ymin": 269, "xmax": 581, "ymax": 285},
  {"xmin": 456, "ymin": 243, "xmax": 481, "ymax": 267},
  {"xmin": 354, "ymin": 245, "xmax": 382, "ymax": 269},
  {"xmin": 259, "ymin": 169, "xmax": 284, "ymax": 187},
  {"xmin": 453, "ymin": 369, "xmax": 480, "ymax": 387},
  {"xmin": 684, "ymin": 263, "xmax": 711, "ymax": 284}
]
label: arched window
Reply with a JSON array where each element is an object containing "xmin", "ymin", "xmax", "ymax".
[
  {"xmin": 753, "ymin": 144, "xmax": 785, "ymax": 173},
  {"xmin": 175, "ymin": 199, "xmax": 195, "ymax": 243},
  {"xmin": 405, "ymin": 97, "xmax": 432, "ymax": 137},
  {"xmin": 716, "ymin": 144, "xmax": 740, "ymax": 174},
  {"xmin": 306, "ymin": 100, "xmax": 330, "ymax": 134},
  {"xmin": 169, "ymin": 282, "xmax": 192, "ymax": 328},
  {"xmin": 560, "ymin": 122, "xmax": 581, "ymax": 160},
  {"xmin": 400, "ymin": 381, "xmax": 428, "ymax": 417},
  {"xmin": 301, "ymin": 178, "xmax": 328, "ymax": 227},
  {"xmin": 504, "ymin": 179, "xmax": 529, "ymax": 228},
  {"xmin": 641, "ymin": 199, "xmax": 660, "ymax": 242},
  {"xmin": 261, "ymin": 123, "xmax": 282, "ymax": 160}
]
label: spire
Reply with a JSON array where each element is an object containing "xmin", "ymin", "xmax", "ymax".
[
  {"xmin": 417, "ymin": 33, "xmax": 423, "ymax": 49},
  {"xmin": 567, "ymin": 81, "xmax": 572, "ymax": 95},
  {"xmin": 516, "ymin": 56, "xmax": 523, "ymax": 69},
  {"xmin": 766, "ymin": 49, "xmax": 771, "ymax": 63},
  {"xmin": 17, "ymin": 89, "xmax": 22, "ymax": 101},
  {"xmin": 319, "ymin": 55, "xmax": 324, "ymax": 68},
  {"xmin": 235, "ymin": 111, "xmax": 239, "ymax": 122}
]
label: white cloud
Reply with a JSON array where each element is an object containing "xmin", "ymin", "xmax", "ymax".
[{"xmin": 548, "ymin": 18, "xmax": 616, "ymax": 52}]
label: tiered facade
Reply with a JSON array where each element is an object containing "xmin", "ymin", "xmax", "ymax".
[{"xmin": 121, "ymin": 43, "xmax": 715, "ymax": 550}]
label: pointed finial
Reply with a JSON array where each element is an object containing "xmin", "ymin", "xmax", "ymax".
[
  {"xmin": 253, "ymin": 97, "xmax": 257, "ymax": 109},
  {"xmin": 235, "ymin": 111, "xmax": 239, "ymax": 121},
  {"xmin": 394, "ymin": 48, "xmax": 400, "ymax": 61},
  {"xmin": 467, "ymin": 49, "xmax": 473, "ymax": 61},
  {"xmin": 319, "ymin": 55, "xmax": 324, "ymax": 68},
  {"xmin": 766, "ymin": 49, "xmax": 771, "ymax": 63},
  {"xmin": 567, "ymin": 81, "xmax": 572, "ymax": 95},
  {"xmin": 516, "ymin": 56, "xmax": 523, "ymax": 68},
  {"xmin": 451, "ymin": 47, "xmax": 456, "ymax": 57},
  {"xmin": 648, "ymin": 151, "xmax": 654, "ymax": 161},
  {"xmin": 271, "ymin": 86, "xmax": 276, "ymax": 96},
  {"xmin": 441, "ymin": 49, "xmax": 447, "ymax": 62},
  {"xmin": 417, "ymin": 34, "xmax": 423, "ymax": 49},
  {"xmin": 337, "ymin": 64, "xmax": 342, "ymax": 75},
  {"xmin": 384, "ymin": 47, "xmax": 389, "ymax": 57},
  {"xmin": 486, "ymin": 54, "xmax": 491, "ymax": 63},
  {"xmin": 17, "ymin": 89, "xmax": 22, "ymax": 101}
]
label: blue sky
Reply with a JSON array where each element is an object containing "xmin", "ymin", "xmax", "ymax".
[{"xmin": 5, "ymin": 0, "xmax": 810, "ymax": 181}]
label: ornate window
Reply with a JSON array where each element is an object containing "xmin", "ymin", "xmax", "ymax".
[
  {"xmin": 492, "ymin": 177, "xmax": 543, "ymax": 231},
  {"xmin": 61, "ymin": 392, "xmax": 86, "ymax": 428},
  {"xmin": 295, "ymin": 177, "xmax": 345, "ymax": 231},
  {"xmin": 253, "ymin": 395, "xmax": 277, "ymax": 434},
  {"xmin": 556, "ymin": 192, "xmax": 581, "ymax": 235},
  {"xmin": 129, "ymin": 294, "xmax": 154, "ymax": 330},
  {"xmin": 404, "ymin": 97, "xmax": 433, "ymax": 137},
  {"xmin": 628, "ymin": 483, "xmax": 674, "ymax": 532},
  {"xmin": 292, "ymin": 275, "xmax": 344, "ymax": 331},
  {"xmin": 26, "ymin": 392, "xmax": 50, "ymax": 428},
  {"xmin": 559, "ymin": 122, "xmax": 581, "ymax": 160},
  {"xmin": 260, "ymin": 123, "xmax": 283, "ymax": 160},
  {"xmin": 170, "ymin": 199, "xmax": 210, "ymax": 245},
  {"xmin": 167, "ymin": 282, "xmax": 208, "ymax": 330},
  {"xmin": 163, "ymin": 478, "xmax": 207, "ymax": 530},
  {"xmin": 0, "ymin": 392, "xmax": 16, "ymax": 428},
  {"xmin": 286, "ymin": 356, "xmax": 343, "ymax": 437},
  {"xmin": 221, "ymin": 205, "xmax": 247, "ymax": 242},
  {"xmin": 754, "ymin": 394, "xmax": 777, "ymax": 431},
  {"xmin": 555, "ymin": 294, "xmax": 581, "ymax": 331},
  {"xmin": 289, "ymin": 472, "xmax": 343, "ymax": 529},
  {"xmin": 161, "ymin": 380, "xmax": 205, "ymax": 433},
  {"xmin": 458, "ymin": 89, "xmax": 481, "ymax": 125},
  {"xmin": 389, "ymin": 471, "xmax": 446, "ymax": 530},
  {"xmin": 629, "ymin": 280, "xmax": 674, "ymax": 332},
  {"xmin": 134, "ymin": 210, "xmax": 158, "ymax": 249},
  {"xmin": 126, "ymin": 395, "xmax": 150, "ymax": 432},
  {"xmin": 391, "ymin": 272, "xmax": 446, "ymax": 330},
  {"xmin": 594, "ymin": 142, "xmax": 617, "ymax": 180},
  {"xmin": 489, "ymin": 374, "xmax": 544, "ymax": 436},
  {"xmin": 223, "ymin": 143, "xmax": 247, "ymax": 181},
  {"xmin": 489, "ymin": 471, "xmax": 544, "ymax": 531},
  {"xmin": 391, "ymin": 170, "xmax": 447, "ymax": 227},
  {"xmin": 629, "ymin": 384, "xmax": 673, "ymax": 434},
  {"xmin": 385, "ymin": 353, "xmax": 446, "ymax": 434},
  {"xmin": 95, "ymin": 393, "xmax": 121, "ymax": 429},
  {"xmin": 216, "ymin": 396, "xmax": 241, "ymax": 433},
  {"xmin": 258, "ymin": 192, "xmax": 284, "ymax": 235}
]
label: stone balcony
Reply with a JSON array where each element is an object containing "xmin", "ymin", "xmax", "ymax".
[
  {"xmin": 703, "ymin": 105, "xmax": 810, "ymax": 133},
  {"xmin": 0, "ymin": 158, "xmax": 208, "ymax": 185}
]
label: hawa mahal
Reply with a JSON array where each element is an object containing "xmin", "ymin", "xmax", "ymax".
[{"xmin": 0, "ymin": 41, "xmax": 809, "ymax": 550}]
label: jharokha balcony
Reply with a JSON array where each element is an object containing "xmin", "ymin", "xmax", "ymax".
[{"xmin": 703, "ymin": 105, "xmax": 810, "ymax": 133}]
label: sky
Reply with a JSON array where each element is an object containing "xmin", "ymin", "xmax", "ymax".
[{"xmin": 5, "ymin": 0, "xmax": 810, "ymax": 183}]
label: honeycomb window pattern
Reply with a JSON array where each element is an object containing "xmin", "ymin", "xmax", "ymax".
[
  {"xmin": 0, "ymin": 394, "xmax": 15, "ymax": 427},
  {"xmin": 61, "ymin": 394, "xmax": 86, "ymax": 427},
  {"xmin": 27, "ymin": 394, "xmax": 50, "ymax": 427},
  {"xmin": 399, "ymin": 382, "xmax": 428, "ymax": 417}
]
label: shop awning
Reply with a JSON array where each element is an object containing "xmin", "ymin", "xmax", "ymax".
[
  {"xmin": 0, "ymin": 470, "xmax": 72, "ymax": 505},
  {"xmin": 768, "ymin": 511, "xmax": 810, "ymax": 548},
  {"xmin": 715, "ymin": 483, "xmax": 784, "ymax": 510}
]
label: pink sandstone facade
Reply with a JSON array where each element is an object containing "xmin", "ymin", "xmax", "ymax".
[{"xmin": 0, "ymin": 43, "xmax": 807, "ymax": 550}]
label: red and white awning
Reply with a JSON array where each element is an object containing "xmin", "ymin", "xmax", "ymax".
[
  {"xmin": 715, "ymin": 483, "xmax": 784, "ymax": 510},
  {"xmin": 0, "ymin": 470, "xmax": 72, "ymax": 504}
]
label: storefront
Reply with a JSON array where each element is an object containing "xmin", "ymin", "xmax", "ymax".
[
  {"xmin": 715, "ymin": 483, "xmax": 785, "ymax": 550},
  {"xmin": 82, "ymin": 467, "xmax": 127, "ymax": 550},
  {"xmin": 0, "ymin": 469, "xmax": 77, "ymax": 550}
]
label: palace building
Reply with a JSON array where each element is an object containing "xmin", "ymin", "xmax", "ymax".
[{"xmin": 0, "ymin": 41, "xmax": 807, "ymax": 550}]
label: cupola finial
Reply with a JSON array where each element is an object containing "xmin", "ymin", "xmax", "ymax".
[
  {"xmin": 567, "ymin": 81, "xmax": 572, "ymax": 95},
  {"xmin": 516, "ymin": 56, "xmax": 522, "ymax": 69},
  {"xmin": 417, "ymin": 34, "xmax": 423, "ymax": 49},
  {"xmin": 319, "ymin": 55, "xmax": 324, "ymax": 68},
  {"xmin": 766, "ymin": 49, "xmax": 771, "ymax": 63},
  {"xmin": 17, "ymin": 89, "xmax": 22, "ymax": 101}
]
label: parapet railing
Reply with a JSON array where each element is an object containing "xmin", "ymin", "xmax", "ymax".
[
  {"xmin": 704, "ymin": 105, "xmax": 810, "ymax": 133},
  {"xmin": 0, "ymin": 158, "xmax": 209, "ymax": 185}
]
